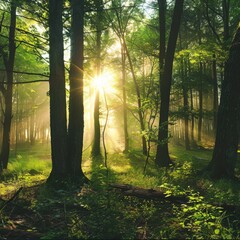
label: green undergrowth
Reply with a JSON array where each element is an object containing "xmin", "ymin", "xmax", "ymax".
[
  {"xmin": 0, "ymin": 144, "xmax": 51, "ymax": 196},
  {"xmin": 0, "ymin": 144, "xmax": 240, "ymax": 239}
]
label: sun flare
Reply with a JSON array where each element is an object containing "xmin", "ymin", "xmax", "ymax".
[{"xmin": 92, "ymin": 70, "xmax": 115, "ymax": 93}]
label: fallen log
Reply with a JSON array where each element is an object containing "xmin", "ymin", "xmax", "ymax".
[
  {"xmin": 109, "ymin": 184, "xmax": 188, "ymax": 204},
  {"xmin": 109, "ymin": 184, "xmax": 240, "ymax": 213}
]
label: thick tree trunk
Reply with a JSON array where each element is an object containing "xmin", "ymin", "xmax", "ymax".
[
  {"xmin": 209, "ymin": 27, "xmax": 240, "ymax": 178},
  {"xmin": 222, "ymin": 0, "xmax": 230, "ymax": 42},
  {"xmin": 48, "ymin": 0, "xmax": 68, "ymax": 179},
  {"xmin": 67, "ymin": 0, "xmax": 86, "ymax": 180},
  {"xmin": 0, "ymin": 1, "xmax": 16, "ymax": 171},
  {"xmin": 156, "ymin": 0, "xmax": 184, "ymax": 166}
]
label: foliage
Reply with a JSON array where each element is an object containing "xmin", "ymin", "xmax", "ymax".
[{"xmin": 0, "ymin": 145, "xmax": 240, "ymax": 239}]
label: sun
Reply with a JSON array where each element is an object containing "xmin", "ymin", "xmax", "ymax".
[{"xmin": 92, "ymin": 70, "xmax": 115, "ymax": 93}]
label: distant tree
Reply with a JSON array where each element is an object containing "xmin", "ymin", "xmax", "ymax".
[
  {"xmin": 155, "ymin": 0, "xmax": 184, "ymax": 167},
  {"xmin": 107, "ymin": 0, "xmax": 147, "ymax": 155},
  {"xmin": 208, "ymin": 26, "xmax": 240, "ymax": 178},
  {"xmin": 0, "ymin": 0, "xmax": 17, "ymax": 171}
]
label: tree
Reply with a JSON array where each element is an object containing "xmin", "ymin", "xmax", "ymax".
[
  {"xmin": 208, "ymin": 26, "xmax": 240, "ymax": 178},
  {"xmin": 47, "ymin": 0, "xmax": 68, "ymax": 179},
  {"xmin": 155, "ymin": 0, "xmax": 184, "ymax": 167},
  {"xmin": 107, "ymin": 0, "xmax": 147, "ymax": 155},
  {"xmin": 91, "ymin": 0, "xmax": 104, "ymax": 158},
  {"xmin": 48, "ymin": 0, "xmax": 87, "ymax": 183},
  {"xmin": 0, "ymin": 0, "xmax": 17, "ymax": 171},
  {"xmin": 67, "ymin": 0, "xmax": 86, "ymax": 179}
]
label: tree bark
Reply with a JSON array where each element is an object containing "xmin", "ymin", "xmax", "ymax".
[
  {"xmin": 0, "ymin": 1, "xmax": 16, "ymax": 171},
  {"xmin": 209, "ymin": 26, "xmax": 240, "ymax": 178},
  {"xmin": 48, "ymin": 0, "xmax": 68, "ymax": 179},
  {"xmin": 222, "ymin": 0, "xmax": 230, "ymax": 43},
  {"xmin": 121, "ymin": 42, "xmax": 129, "ymax": 153},
  {"xmin": 197, "ymin": 62, "xmax": 203, "ymax": 142},
  {"xmin": 67, "ymin": 0, "xmax": 86, "ymax": 180},
  {"xmin": 212, "ymin": 54, "xmax": 218, "ymax": 134},
  {"xmin": 182, "ymin": 58, "xmax": 190, "ymax": 150},
  {"xmin": 91, "ymin": 0, "xmax": 103, "ymax": 158},
  {"xmin": 110, "ymin": 183, "xmax": 188, "ymax": 203},
  {"xmin": 156, "ymin": 0, "xmax": 184, "ymax": 166}
]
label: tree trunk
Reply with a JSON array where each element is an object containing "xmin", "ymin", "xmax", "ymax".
[
  {"xmin": 182, "ymin": 59, "xmax": 190, "ymax": 150},
  {"xmin": 0, "ymin": 1, "xmax": 16, "ymax": 171},
  {"xmin": 212, "ymin": 54, "xmax": 218, "ymax": 134},
  {"xmin": 209, "ymin": 27, "xmax": 240, "ymax": 179},
  {"xmin": 67, "ymin": 0, "xmax": 86, "ymax": 181},
  {"xmin": 91, "ymin": 0, "xmax": 103, "ymax": 158},
  {"xmin": 197, "ymin": 62, "xmax": 203, "ymax": 142},
  {"xmin": 92, "ymin": 90, "xmax": 101, "ymax": 157},
  {"xmin": 48, "ymin": 0, "xmax": 68, "ymax": 179},
  {"xmin": 156, "ymin": 0, "xmax": 184, "ymax": 166},
  {"xmin": 123, "ymin": 39, "xmax": 147, "ymax": 155},
  {"xmin": 222, "ymin": 0, "xmax": 230, "ymax": 43},
  {"xmin": 121, "ymin": 42, "xmax": 129, "ymax": 153}
]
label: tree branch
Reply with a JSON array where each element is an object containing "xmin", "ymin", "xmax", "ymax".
[
  {"xmin": 1, "ymin": 24, "xmax": 48, "ymax": 41},
  {"xmin": 203, "ymin": 0, "xmax": 222, "ymax": 44},
  {"xmin": 0, "ymin": 33, "xmax": 48, "ymax": 52},
  {"xmin": 0, "ymin": 69, "xmax": 49, "ymax": 77},
  {"xmin": 1, "ymin": 79, "xmax": 49, "ymax": 84}
]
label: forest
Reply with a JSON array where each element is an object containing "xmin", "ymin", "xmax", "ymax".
[{"xmin": 0, "ymin": 0, "xmax": 240, "ymax": 239}]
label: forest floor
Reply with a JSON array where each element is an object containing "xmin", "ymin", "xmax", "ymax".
[{"xmin": 0, "ymin": 143, "xmax": 240, "ymax": 239}]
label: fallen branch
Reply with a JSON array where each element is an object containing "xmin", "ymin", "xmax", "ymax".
[
  {"xmin": 109, "ymin": 184, "xmax": 240, "ymax": 213},
  {"xmin": 109, "ymin": 184, "xmax": 188, "ymax": 204},
  {"xmin": 0, "ymin": 187, "xmax": 23, "ymax": 211}
]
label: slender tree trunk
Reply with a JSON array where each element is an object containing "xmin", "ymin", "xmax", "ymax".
[
  {"xmin": 182, "ymin": 58, "xmax": 190, "ymax": 150},
  {"xmin": 209, "ymin": 26, "xmax": 240, "ymax": 179},
  {"xmin": 121, "ymin": 42, "xmax": 129, "ymax": 153},
  {"xmin": 188, "ymin": 59, "xmax": 196, "ymax": 146},
  {"xmin": 0, "ymin": 1, "xmax": 16, "ymax": 171},
  {"xmin": 15, "ymin": 83, "xmax": 18, "ymax": 155},
  {"xmin": 30, "ymin": 108, "xmax": 35, "ymax": 145},
  {"xmin": 190, "ymin": 88, "xmax": 195, "ymax": 144},
  {"xmin": 197, "ymin": 62, "xmax": 203, "ymax": 142},
  {"xmin": 212, "ymin": 54, "xmax": 218, "ymax": 134},
  {"xmin": 123, "ymin": 38, "xmax": 147, "ymax": 155},
  {"xmin": 156, "ymin": 0, "xmax": 184, "ymax": 166},
  {"xmin": 67, "ymin": 0, "xmax": 86, "ymax": 180},
  {"xmin": 48, "ymin": 0, "xmax": 68, "ymax": 179},
  {"xmin": 92, "ymin": 90, "xmax": 101, "ymax": 156},
  {"xmin": 92, "ymin": 0, "xmax": 103, "ymax": 157}
]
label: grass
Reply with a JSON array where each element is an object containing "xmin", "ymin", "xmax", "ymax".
[
  {"xmin": 0, "ymin": 143, "xmax": 240, "ymax": 239},
  {"xmin": 0, "ymin": 143, "xmax": 51, "ymax": 196}
]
